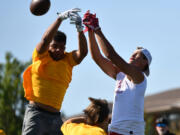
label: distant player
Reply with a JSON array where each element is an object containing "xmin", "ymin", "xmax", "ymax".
[
  {"xmin": 22, "ymin": 8, "xmax": 88, "ymax": 135},
  {"xmin": 156, "ymin": 117, "xmax": 175, "ymax": 135},
  {"xmin": 83, "ymin": 11, "xmax": 152, "ymax": 135}
]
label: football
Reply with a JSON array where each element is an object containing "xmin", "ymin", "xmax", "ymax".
[{"xmin": 30, "ymin": 0, "xmax": 51, "ymax": 16}]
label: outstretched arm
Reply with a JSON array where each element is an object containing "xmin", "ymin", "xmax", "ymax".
[
  {"xmin": 94, "ymin": 29, "xmax": 127, "ymax": 69},
  {"xmin": 36, "ymin": 8, "xmax": 81, "ymax": 54},
  {"xmin": 36, "ymin": 17, "xmax": 63, "ymax": 54},
  {"xmin": 69, "ymin": 12, "xmax": 88, "ymax": 64},
  {"xmin": 88, "ymin": 29, "xmax": 119, "ymax": 79},
  {"xmin": 82, "ymin": 10, "xmax": 144, "ymax": 82},
  {"xmin": 95, "ymin": 29, "xmax": 144, "ymax": 83},
  {"xmin": 72, "ymin": 31, "xmax": 88, "ymax": 64}
]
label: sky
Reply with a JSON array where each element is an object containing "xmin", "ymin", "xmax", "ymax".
[{"xmin": 0, "ymin": 0, "xmax": 180, "ymax": 116}]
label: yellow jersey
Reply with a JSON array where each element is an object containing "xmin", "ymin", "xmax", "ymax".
[
  {"xmin": 23, "ymin": 49, "xmax": 77, "ymax": 110},
  {"xmin": 0, "ymin": 129, "xmax": 6, "ymax": 135},
  {"xmin": 61, "ymin": 123, "xmax": 107, "ymax": 135}
]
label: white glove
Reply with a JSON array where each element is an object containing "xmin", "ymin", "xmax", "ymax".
[
  {"xmin": 69, "ymin": 12, "xmax": 84, "ymax": 32},
  {"xmin": 57, "ymin": 8, "xmax": 81, "ymax": 20}
]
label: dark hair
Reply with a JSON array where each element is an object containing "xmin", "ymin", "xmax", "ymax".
[
  {"xmin": 53, "ymin": 31, "xmax": 66, "ymax": 44},
  {"xmin": 83, "ymin": 97, "xmax": 109, "ymax": 125},
  {"xmin": 156, "ymin": 117, "xmax": 169, "ymax": 125}
]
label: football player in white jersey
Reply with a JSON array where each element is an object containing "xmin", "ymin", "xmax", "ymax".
[{"xmin": 83, "ymin": 11, "xmax": 152, "ymax": 135}]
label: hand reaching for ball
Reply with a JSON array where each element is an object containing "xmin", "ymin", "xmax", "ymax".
[{"xmin": 57, "ymin": 8, "xmax": 81, "ymax": 21}]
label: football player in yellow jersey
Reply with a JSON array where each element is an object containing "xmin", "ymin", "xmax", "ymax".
[
  {"xmin": 22, "ymin": 8, "xmax": 88, "ymax": 135},
  {"xmin": 61, "ymin": 97, "xmax": 110, "ymax": 135}
]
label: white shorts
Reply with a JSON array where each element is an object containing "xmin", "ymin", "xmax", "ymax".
[{"xmin": 108, "ymin": 120, "xmax": 145, "ymax": 135}]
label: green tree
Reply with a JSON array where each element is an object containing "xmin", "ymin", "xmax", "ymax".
[
  {"xmin": 0, "ymin": 52, "xmax": 30, "ymax": 135},
  {"xmin": 145, "ymin": 113, "xmax": 157, "ymax": 135}
]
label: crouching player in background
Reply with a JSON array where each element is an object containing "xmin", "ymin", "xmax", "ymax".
[{"xmin": 61, "ymin": 97, "xmax": 110, "ymax": 135}]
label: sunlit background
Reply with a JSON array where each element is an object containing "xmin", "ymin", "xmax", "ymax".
[{"xmin": 0, "ymin": 0, "xmax": 180, "ymax": 117}]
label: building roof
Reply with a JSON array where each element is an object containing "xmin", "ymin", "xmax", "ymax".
[
  {"xmin": 144, "ymin": 88, "xmax": 180, "ymax": 114},
  {"xmin": 65, "ymin": 88, "xmax": 180, "ymax": 119}
]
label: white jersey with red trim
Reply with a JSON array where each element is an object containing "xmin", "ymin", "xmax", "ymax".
[{"xmin": 108, "ymin": 72, "xmax": 147, "ymax": 135}]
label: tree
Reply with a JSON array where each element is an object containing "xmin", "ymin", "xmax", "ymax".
[
  {"xmin": 145, "ymin": 113, "xmax": 157, "ymax": 135},
  {"xmin": 0, "ymin": 52, "xmax": 30, "ymax": 135}
]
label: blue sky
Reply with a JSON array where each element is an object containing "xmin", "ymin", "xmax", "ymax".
[{"xmin": 0, "ymin": 0, "xmax": 180, "ymax": 116}]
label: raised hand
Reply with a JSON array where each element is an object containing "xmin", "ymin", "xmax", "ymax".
[
  {"xmin": 83, "ymin": 10, "xmax": 100, "ymax": 32},
  {"xmin": 57, "ymin": 8, "xmax": 81, "ymax": 21},
  {"xmin": 69, "ymin": 12, "xmax": 84, "ymax": 32}
]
